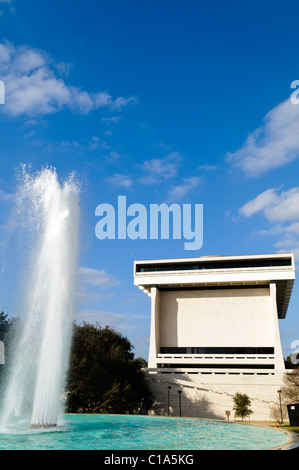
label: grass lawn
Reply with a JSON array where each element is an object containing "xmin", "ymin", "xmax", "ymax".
[
  {"xmin": 278, "ymin": 424, "xmax": 299, "ymax": 435},
  {"xmin": 242, "ymin": 420, "xmax": 299, "ymax": 435}
]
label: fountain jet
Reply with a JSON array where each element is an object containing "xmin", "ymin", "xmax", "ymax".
[{"xmin": 0, "ymin": 167, "xmax": 79, "ymax": 430}]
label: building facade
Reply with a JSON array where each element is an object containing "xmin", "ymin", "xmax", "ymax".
[{"xmin": 134, "ymin": 253, "xmax": 295, "ymax": 421}]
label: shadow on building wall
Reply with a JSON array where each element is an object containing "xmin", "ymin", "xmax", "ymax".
[{"xmin": 147, "ymin": 373, "xmax": 224, "ymax": 420}]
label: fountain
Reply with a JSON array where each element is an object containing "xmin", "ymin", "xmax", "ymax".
[
  {"xmin": 0, "ymin": 166, "xmax": 79, "ymax": 430},
  {"xmin": 0, "ymin": 167, "xmax": 295, "ymax": 451}
]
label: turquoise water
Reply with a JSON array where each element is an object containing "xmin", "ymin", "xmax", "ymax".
[{"xmin": 0, "ymin": 414, "xmax": 289, "ymax": 450}]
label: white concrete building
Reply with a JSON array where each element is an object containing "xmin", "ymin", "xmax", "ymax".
[{"xmin": 134, "ymin": 253, "xmax": 295, "ymax": 421}]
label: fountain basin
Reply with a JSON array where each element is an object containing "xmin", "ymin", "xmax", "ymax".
[{"xmin": 0, "ymin": 414, "xmax": 294, "ymax": 450}]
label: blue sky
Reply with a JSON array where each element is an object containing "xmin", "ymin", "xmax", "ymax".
[{"xmin": 0, "ymin": 0, "xmax": 299, "ymax": 360}]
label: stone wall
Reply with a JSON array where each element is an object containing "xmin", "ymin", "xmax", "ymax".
[{"xmin": 147, "ymin": 370, "xmax": 285, "ymax": 421}]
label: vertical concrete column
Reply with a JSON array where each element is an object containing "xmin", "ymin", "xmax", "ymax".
[
  {"xmin": 270, "ymin": 282, "xmax": 285, "ymax": 372},
  {"xmin": 148, "ymin": 286, "xmax": 160, "ymax": 369}
]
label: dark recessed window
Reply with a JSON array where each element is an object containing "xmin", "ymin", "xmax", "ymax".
[
  {"xmin": 158, "ymin": 364, "xmax": 275, "ymax": 369},
  {"xmin": 136, "ymin": 258, "xmax": 291, "ymax": 273},
  {"xmin": 160, "ymin": 347, "xmax": 274, "ymax": 354}
]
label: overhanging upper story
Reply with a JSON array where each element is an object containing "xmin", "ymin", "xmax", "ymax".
[{"xmin": 134, "ymin": 253, "xmax": 295, "ymax": 319}]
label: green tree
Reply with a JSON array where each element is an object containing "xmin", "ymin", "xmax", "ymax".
[
  {"xmin": 0, "ymin": 311, "xmax": 10, "ymax": 341},
  {"xmin": 233, "ymin": 392, "xmax": 253, "ymax": 421},
  {"xmin": 0, "ymin": 312, "xmax": 19, "ymax": 392},
  {"xmin": 285, "ymin": 354, "xmax": 299, "ymax": 369},
  {"xmin": 281, "ymin": 372, "xmax": 299, "ymax": 404},
  {"xmin": 269, "ymin": 374, "xmax": 299, "ymax": 424},
  {"xmin": 66, "ymin": 322, "xmax": 154, "ymax": 414}
]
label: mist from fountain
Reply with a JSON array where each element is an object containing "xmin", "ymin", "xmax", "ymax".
[{"xmin": 0, "ymin": 167, "xmax": 79, "ymax": 430}]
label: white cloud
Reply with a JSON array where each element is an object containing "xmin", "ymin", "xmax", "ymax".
[
  {"xmin": 167, "ymin": 176, "xmax": 201, "ymax": 202},
  {"xmin": 239, "ymin": 188, "xmax": 278, "ymax": 218},
  {"xmin": 282, "ymin": 222, "xmax": 299, "ymax": 235},
  {"xmin": 197, "ymin": 164, "xmax": 218, "ymax": 171},
  {"xmin": 59, "ymin": 136, "xmax": 108, "ymax": 152},
  {"xmin": 75, "ymin": 309, "xmax": 128, "ymax": 327},
  {"xmin": 75, "ymin": 310, "xmax": 148, "ymax": 337},
  {"xmin": 101, "ymin": 116, "xmax": 121, "ymax": 123},
  {"xmin": 0, "ymin": 188, "xmax": 13, "ymax": 202},
  {"xmin": 227, "ymin": 96, "xmax": 299, "ymax": 177},
  {"xmin": 111, "ymin": 96, "xmax": 137, "ymax": 111},
  {"xmin": 239, "ymin": 187, "xmax": 299, "ymax": 222},
  {"xmin": 13, "ymin": 48, "xmax": 46, "ymax": 74},
  {"xmin": 78, "ymin": 266, "xmax": 120, "ymax": 288},
  {"xmin": 108, "ymin": 151, "xmax": 122, "ymax": 160},
  {"xmin": 0, "ymin": 41, "xmax": 136, "ymax": 117},
  {"xmin": 77, "ymin": 266, "xmax": 120, "ymax": 306},
  {"xmin": 138, "ymin": 152, "xmax": 182, "ymax": 184},
  {"xmin": 0, "ymin": 43, "xmax": 11, "ymax": 63},
  {"xmin": 106, "ymin": 173, "xmax": 133, "ymax": 188},
  {"xmin": 239, "ymin": 186, "xmax": 299, "ymax": 262}
]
